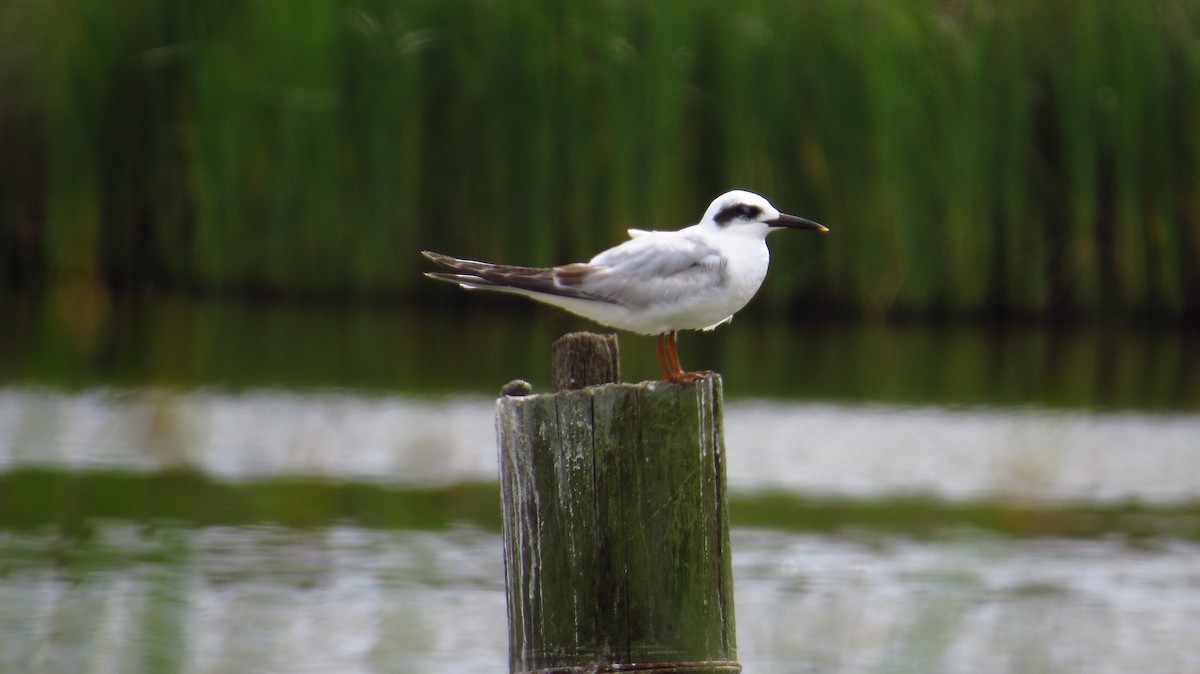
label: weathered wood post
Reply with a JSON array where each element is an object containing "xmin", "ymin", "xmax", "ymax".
[{"xmin": 496, "ymin": 332, "xmax": 739, "ymax": 674}]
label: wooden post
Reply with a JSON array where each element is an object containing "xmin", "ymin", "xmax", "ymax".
[
  {"xmin": 551, "ymin": 331, "xmax": 620, "ymax": 392},
  {"xmin": 496, "ymin": 332, "xmax": 739, "ymax": 674}
]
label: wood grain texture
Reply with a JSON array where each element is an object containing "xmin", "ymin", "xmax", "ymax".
[
  {"xmin": 551, "ymin": 332, "xmax": 621, "ymax": 392},
  {"xmin": 496, "ymin": 374, "xmax": 738, "ymax": 673}
]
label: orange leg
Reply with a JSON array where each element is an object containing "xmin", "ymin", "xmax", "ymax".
[
  {"xmin": 655, "ymin": 333, "xmax": 675, "ymax": 381},
  {"xmin": 667, "ymin": 331, "xmax": 684, "ymax": 373},
  {"xmin": 660, "ymin": 331, "xmax": 705, "ymax": 385}
]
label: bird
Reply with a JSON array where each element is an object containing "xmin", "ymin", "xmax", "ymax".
[{"xmin": 422, "ymin": 190, "xmax": 827, "ymax": 384}]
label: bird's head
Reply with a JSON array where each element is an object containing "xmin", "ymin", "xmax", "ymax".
[{"xmin": 700, "ymin": 190, "xmax": 827, "ymax": 237}]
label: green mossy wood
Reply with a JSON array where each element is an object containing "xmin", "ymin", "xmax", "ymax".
[{"xmin": 496, "ymin": 333, "xmax": 739, "ymax": 674}]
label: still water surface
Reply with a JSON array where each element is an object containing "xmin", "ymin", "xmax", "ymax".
[{"xmin": 1, "ymin": 298, "xmax": 1199, "ymax": 673}]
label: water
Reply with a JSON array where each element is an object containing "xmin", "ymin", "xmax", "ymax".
[
  {"xmin": 4, "ymin": 524, "xmax": 1199, "ymax": 673},
  {"xmin": 4, "ymin": 387, "xmax": 1200, "ymax": 503},
  {"xmin": 0, "ymin": 525, "xmax": 507, "ymax": 673},
  {"xmin": 734, "ymin": 532, "xmax": 1200, "ymax": 674},
  {"xmin": 2, "ymin": 297, "xmax": 1199, "ymax": 672}
]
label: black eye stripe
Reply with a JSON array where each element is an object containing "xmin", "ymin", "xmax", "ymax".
[{"xmin": 714, "ymin": 203, "xmax": 762, "ymax": 225}]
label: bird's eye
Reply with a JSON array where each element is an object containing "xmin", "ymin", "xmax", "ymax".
[{"xmin": 713, "ymin": 202, "xmax": 763, "ymax": 225}]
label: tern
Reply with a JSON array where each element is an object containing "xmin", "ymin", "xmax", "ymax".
[{"xmin": 422, "ymin": 190, "xmax": 827, "ymax": 384}]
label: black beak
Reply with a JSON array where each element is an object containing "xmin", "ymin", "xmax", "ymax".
[{"xmin": 766, "ymin": 213, "xmax": 828, "ymax": 232}]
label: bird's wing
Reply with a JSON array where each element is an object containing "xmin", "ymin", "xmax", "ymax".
[{"xmin": 555, "ymin": 231, "xmax": 726, "ymax": 308}]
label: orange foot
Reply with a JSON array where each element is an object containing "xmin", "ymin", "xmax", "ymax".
[
  {"xmin": 663, "ymin": 369, "xmax": 712, "ymax": 385},
  {"xmin": 656, "ymin": 331, "xmax": 714, "ymax": 385}
]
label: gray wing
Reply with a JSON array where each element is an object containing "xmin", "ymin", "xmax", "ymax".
[{"xmin": 556, "ymin": 231, "xmax": 726, "ymax": 308}]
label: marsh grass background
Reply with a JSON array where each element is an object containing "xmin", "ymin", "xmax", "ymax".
[{"xmin": 3, "ymin": 0, "xmax": 1199, "ymax": 319}]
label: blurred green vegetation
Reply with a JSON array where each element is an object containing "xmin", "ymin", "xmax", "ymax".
[{"xmin": 1, "ymin": 0, "xmax": 1198, "ymax": 318}]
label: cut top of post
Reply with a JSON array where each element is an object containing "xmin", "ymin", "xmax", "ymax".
[{"xmin": 551, "ymin": 332, "xmax": 620, "ymax": 391}]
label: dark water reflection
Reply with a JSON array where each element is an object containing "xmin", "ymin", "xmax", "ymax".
[{"xmin": 2, "ymin": 295, "xmax": 1198, "ymax": 409}]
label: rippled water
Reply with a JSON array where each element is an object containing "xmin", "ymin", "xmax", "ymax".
[
  {"xmin": 4, "ymin": 523, "xmax": 1200, "ymax": 674},
  {"xmin": 0, "ymin": 525, "xmax": 507, "ymax": 673},
  {"xmin": 3, "ymin": 385, "xmax": 1199, "ymax": 673},
  {"xmin": 2, "ymin": 299, "xmax": 1199, "ymax": 672},
  {"xmin": 734, "ymin": 532, "xmax": 1200, "ymax": 674}
]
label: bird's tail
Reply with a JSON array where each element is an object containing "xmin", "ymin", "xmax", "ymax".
[{"xmin": 421, "ymin": 250, "xmax": 565, "ymax": 295}]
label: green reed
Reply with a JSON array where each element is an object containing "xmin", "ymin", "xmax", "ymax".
[{"xmin": 5, "ymin": 0, "xmax": 1199, "ymax": 318}]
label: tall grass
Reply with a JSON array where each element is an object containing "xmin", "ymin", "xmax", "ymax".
[{"xmin": 3, "ymin": 0, "xmax": 1198, "ymax": 318}]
